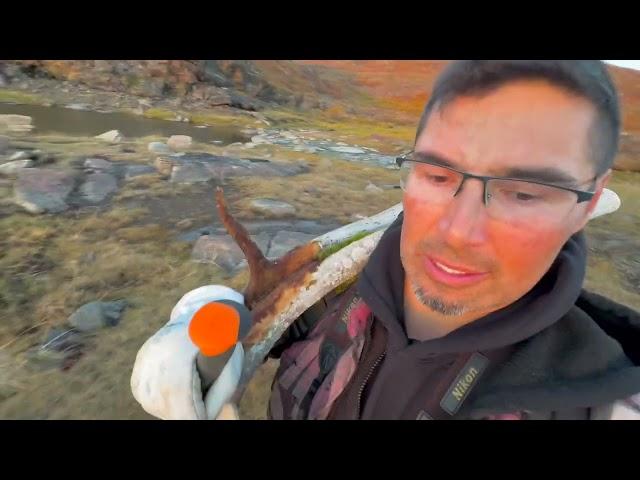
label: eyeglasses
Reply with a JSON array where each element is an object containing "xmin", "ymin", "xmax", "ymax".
[{"xmin": 395, "ymin": 151, "xmax": 597, "ymax": 227}]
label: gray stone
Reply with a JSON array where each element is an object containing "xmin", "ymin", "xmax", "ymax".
[
  {"xmin": 84, "ymin": 157, "xmax": 114, "ymax": 171},
  {"xmin": 0, "ymin": 159, "xmax": 33, "ymax": 175},
  {"xmin": 267, "ymin": 231, "xmax": 316, "ymax": 259},
  {"xmin": 0, "ymin": 135, "xmax": 8, "ymax": 155},
  {"xmin": 251, "ymin": 135, "xmax": 270, "ymax": 144},
  {"xmin": 166, "ymin": 153, "xmax": 308, "ymax": 183},
  {"xmin": 175, "ymin": 218, "xmax": 194, "ymax": 230},
  {"xmin": 292, "ymin": 220, "xmax": 342, "ymax": 235},
  {"xmin": 67, "ymin": 300, "xmax": 128, "ymax": 332},
  {"xmin": 178, "ymin": 220, "xmax": 287, "ymax": 243},
  {"xmin": 191, "ymin": 232, "xmax": 271, "ymax": 273},
  {"xmin": 40, "ymin": 327, "xmax": 84, "ymax": 353},
  {"xmin": 78, "ymin": 173, "xmax": 118, "ymax": 204},
  {"xmin": 14, "ymin": 168, "xmax": 76, "ymax": 213},
  {"xmin": 125, "ymin": 165, "xmax": 156, "ymax": 179},
  {"xmin": 0, "ymin": 114, "xmax": 32, "ymax": 126},
  {"xmin": 365, "ymin": 182, "xmax": 384, "ymax": 193},
  {"xmin": 148, "ymin": 142, "xmax": 172, "ymax": 155},
  {"xmin": 170, "ymin": 163, "xmax": 214, "ymax": 183},
  {"xmin": 9, "ymin": 151, "xmax": 29, "ymax": 161},
  {"xmin": 329, "ymin": 146, "xmax": 366, "ymax": 154},
  {"xmin": 66, "ymin": 103, "xmax": 92, "ymax": 111},
  {"xmin": 154, "ymin": 156, "xmax": 174, "ymax": 177},
  {"xmin": 7, "ymin": 124, "xmax": 34, "ymax": 133},
  {"xmin": 95, "ymin": 130, "xmax": 123, "ymax": 143},
  {"xmin": 167, "ymin": 135, "xmax": 192, "ymax": 151},
  {"xmin": 250, "ymin": 198, "xmax": 296, "ymax": 217}
]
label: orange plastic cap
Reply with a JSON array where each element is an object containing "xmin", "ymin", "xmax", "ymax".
[{"xmin": 188, "ymin": 302, "xmax": 240, "ymax": 356}]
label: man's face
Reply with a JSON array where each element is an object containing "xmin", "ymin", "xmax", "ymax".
[{"xmin": 401, "ymin": 80, "xmax": 609, "ymax": 323}]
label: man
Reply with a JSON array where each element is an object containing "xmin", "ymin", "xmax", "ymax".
[{"xmin": 132, "ymin": 60, "xmax": 640, "ymax": 420}]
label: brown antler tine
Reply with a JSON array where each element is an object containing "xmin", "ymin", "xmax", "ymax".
[{"xmin": 215, "ymin": 187, "xmax": 321, "ymax": 308}]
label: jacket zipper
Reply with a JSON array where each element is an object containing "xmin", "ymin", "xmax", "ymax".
[{"xmin": 356, "ymin": 351, "xmax": 386, "ymax": 418}]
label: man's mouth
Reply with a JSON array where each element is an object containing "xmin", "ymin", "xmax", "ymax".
[{"xmin": 424, "ymin": 255, "xmax": 489, "ymax": 287}]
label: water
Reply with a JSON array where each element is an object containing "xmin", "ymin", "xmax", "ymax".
[{"xmin": 0, "ymin": 103, "xmax": 248, "ymax": 145}]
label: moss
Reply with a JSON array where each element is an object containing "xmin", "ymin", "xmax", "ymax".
[
  {"xmin": 0, "ymin": 89, "xmax": 43, "ymax": 105},
  {"xmin": 316, "ymin": 230, "xmax": 372, "ymax": 262},
  {"xmin": 189, "ymin": 111, "xmax": 254, "ymax": 127},
  {"xmin": 142, "ymin": 108, "xmax": 177, "ymax": 121}
]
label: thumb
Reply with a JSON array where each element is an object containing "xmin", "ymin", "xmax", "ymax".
[{"xmin": 216, "ymin": 403, "xmax": 240, "ymax": 420}]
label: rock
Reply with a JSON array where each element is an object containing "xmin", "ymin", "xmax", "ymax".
[
  {"xmin": 267, "ymin": 231, "xmax": 316, "ymax": 259},
  {"xmin": 0, "ymin": 135, "xmax": 8, "ymax": 154},
  {"xmin": 282, "ymin": 132, "xmax": 298, "ymax": 140},
  {"xmin": 329, "ymin": 146, "xmax": 366, "ymax": 154},
  {"xmin": 124, "ymin": 165, "xmax": 156, "ymax": 179},
  {"xmin": 121, "ymin": 147, "xmax": 136, "ymax": 153},
  {"xmin": 154, "ymin": 156, "xmax": 174, "ymax": 177},
  {"xmin": 365, "ymin": 182, "xmax": 384, "ymax": 193},
  {"xmin": 292, "ymin": 220, "xmax": 342, "ymax": 235},
  {"xmin": 251, "ymin": 135, "xmax": 270, "ymax": 144},
  {"xmin": 167, "ymin": 135, "xmax": 192, "ymax": 151},
  {"xmin": 170, "ymin": 163, "xmax": 214, "ymax": 183},
  {"xmin": 7, "ymin": 124, "xmax": 34, "ymax": 133},
  {"xmin": 148, "ymin": 142, "xmax": 172, "ymax": 155},
  {"xmin": 250, "ymin": 198, "xmax": 296, "ymax": 217},
  {"xmin": 189, "ymin": 84, "xmax": 232, "ymax": 104},
  {"xmin": 31, "ymin": 338, "xmax": 85, "ymax": 371},
  {"xmin": 166, "ymin": 153, "xmax": 308, "ymax": 183},
  {"xmin": 78, "ymin": 172, "xmax": 118, "ymax": 203},
  {"xmin": 192, "ymin": 232, "xmax": 271, "ymax": 273},
  {"xmin": 29, "ymin": 150, "xmax": 56, "ymax": 166},
  {"xmin": 67, "ymin": 300, "xmax": 128, "ymax": 332},
  {"xmin": 40, "ymin": 327, "xmax": 84, "ymax": 353},
  {"xmin": 14, "ymin": 168, "xmax": 76, "ymax": 213},
  {"xmin": 66, "ymin": 103, "xmax": 92, "ymax": 111},
  {"xmin": 83, "ymin": 157, "xmax": 114, "ymax": 171},
  {"xmin": 8, "ymin": 151, "xmax": 29, "ymax": 161},
  {"xmin": 0, "ymin": 114, "xmax": 32, "ymax": 127},
  {"xmin": 0, "ymin": 159, "xmax": 33, "ymax": 175},
  {"xmin": 95, "ymin": 130, "xmax": 123, "ymax": 143},
  {"xmin": 175, "ymin": 218, "xmax": 194, "ymax": 230}
]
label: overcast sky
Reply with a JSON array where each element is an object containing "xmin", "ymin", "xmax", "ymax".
[{"xmin": 604, "ymin": 60, "xmax": 640, "ymax": 71}]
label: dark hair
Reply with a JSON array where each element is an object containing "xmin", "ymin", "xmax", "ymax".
[{"xmin": 415, "ymin": 60, "xmax": 621, "ymax": 176}]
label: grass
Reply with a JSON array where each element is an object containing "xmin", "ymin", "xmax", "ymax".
[
  {"xmin": 229, "ymin": 155, "xmax": 402, "ymax": 224},
  {"xmin": 1, "ymin": 92, "xmax": 639, "ymax": 419},
  {"xmin": 0, "ymin": 201, "xmax": 258, "ymax": 419},
  {"xmin": 263, "ymin": 108, "xmax": 415, "ymax": 152},
  {"xmin": 583, "ymin": 169, "xmax": 640, "ymax": 311},
  {"xmin": 0, "ymin": 89, "xmax": 44, "ymax": 105}
]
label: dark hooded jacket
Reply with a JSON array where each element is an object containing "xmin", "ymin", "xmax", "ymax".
[{"xmin": 269, "ymin": 213, "xmax": 640, "ymax": 420}]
